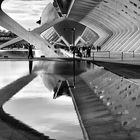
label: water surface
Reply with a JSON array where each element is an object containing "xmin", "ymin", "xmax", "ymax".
[{"xmin": 0, "ymin": 61, "xmax": 83, "ymax": 140}]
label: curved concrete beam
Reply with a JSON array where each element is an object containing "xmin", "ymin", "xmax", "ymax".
[
  {"xmin": 0, "ymin": 17, "xmax": 65, "ymax": 49},
  {"xmin": 0, "ymin": 1, "xmax": 62, "ymax": 56},
  {"xmin": 68, "ymin": 0, "xmax": 140, "ymax": 53}
]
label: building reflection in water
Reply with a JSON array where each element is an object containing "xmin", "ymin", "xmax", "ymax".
[{"xmin": 0, "ymin": 61, "xmax": 83, "ymax": 140}]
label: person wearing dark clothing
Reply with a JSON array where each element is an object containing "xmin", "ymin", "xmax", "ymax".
[
  {"xmin": 97, "ymin": 46, "xmax": 101, "ymax": 51},
  {"xmin": 86, "ymin": 47, "xmax": 91, "ymax": 57},
  {"xmin": 28, "ymin": 45, "xmax": 33, "ymax": 74},
  {"xmin": 82, "ymin": 46, "xmax": 86, "ymax": 57},
  {"xmin": 89, "ymin": 47, "xmax": 91, "ymax": 57},
  {"xmin": 97, "ymin": 46, "xmax": 99, "ymax": 52},
  {"xmin": 28, "ymin": 45, "xmax": 33, "ymax": 58},
  {"xmin": 77, "ymin": 49, "xmax": 82, "ymax": 58},
  {"xmin": 97, "ymin": 45, "xmax": 101, "ymax": 52},
  {"xmin": 99, "ymin": 46, "xmax": 101, "ymax": 51}
]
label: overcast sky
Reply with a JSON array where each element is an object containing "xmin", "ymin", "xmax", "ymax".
[{"xmin": 1, "ymin": 0, "xmax": 53, "ymax": 30}]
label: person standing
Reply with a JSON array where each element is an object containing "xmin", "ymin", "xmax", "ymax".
[
  {"xmin": 97, "ymin": 46, "xmax": 99, "ymax": 52},
  {"xmin": 28, "ymin": 45, "xmax": 33, "ymax": 74},
  {"xmin": 86, "ymin": 47, "xmax": 91, "ymax": 57},
  {"xmin": 28, "ymin": 45, "xmax": 33, "ymax": 58}
]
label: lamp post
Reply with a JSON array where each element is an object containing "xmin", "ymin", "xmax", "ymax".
[
  {"xmin": 64, "ymin": 27, "xmax": 76, "ymax": 87},
  {"xmin": 28, "ymin": 28, "xmax": 30, "ymax": 43},
  {"xmin": 72, "ymin": 28, "xmax": 76, "ymax": 87}
]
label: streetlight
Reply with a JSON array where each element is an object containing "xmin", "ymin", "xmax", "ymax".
[{"xmin": 64, "ymin": 27, "xmax": 76, "ymax": 87}]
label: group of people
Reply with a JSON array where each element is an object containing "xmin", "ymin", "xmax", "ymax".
[
  {"xmin": 75, "ymin": 44, "xmax": 102, "ymax": 58},
  {"xmin": 73, "ymin": 46, "xmax": 91, "ymax": 58},
  {"xmin": 82, "ymin": 46, "xmax": 91, "ymax": 57},
  {"xmin": 28, "ymin": 43, "xmax": 101, "ymax": 59}
]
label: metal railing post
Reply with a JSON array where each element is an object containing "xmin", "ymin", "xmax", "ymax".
[
  {"xmin": 121, "ymin": 52, "xmax": 123, "ymax": 60},
  {"xmin": 108, "ymin": 51, "xmax": 110, "ymax": 58},
  {"xmin": 133, "ymin": 51, "xmax": 134, "ymax": 58},
  {"xmin": 93, "ymin": 52, "xmax": 94, "ymax": 60},
  {"xmin": 64, "ymin": 27, "xmax": 76, "ymax": 87}
]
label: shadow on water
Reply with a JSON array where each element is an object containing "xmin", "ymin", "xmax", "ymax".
[
  {"xmin": 37, "ymin": 60, "xmax": 94, "ymax": 93},
  {"xmin": 94, "ymin": 61, "xmax": 140, "ymax": 79}
]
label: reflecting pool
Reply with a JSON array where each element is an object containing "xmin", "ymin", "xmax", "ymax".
[{"xmin": 0, "ymin": 61, "xmax": 83, "ymax": 140}]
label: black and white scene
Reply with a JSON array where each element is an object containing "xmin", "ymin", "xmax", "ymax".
[{"xmin": 0, "ymin": 0, "xmax": 140, "ymax": 140}]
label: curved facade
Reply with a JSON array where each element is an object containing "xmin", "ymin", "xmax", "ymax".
[
  {"xmin": 67, "ymin": 0, "xmax": 140, "ymax": 52},
  {"xmin": 1, "ymin": 1, "xmax": 140, "ymax": 140}
]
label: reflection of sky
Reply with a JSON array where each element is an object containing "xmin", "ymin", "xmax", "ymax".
[
  {"xmin": 1, "ymin": 61, "xmax": 83, "ymax": 140},
  {"xmin": 0, "ymin": 0, "xmax": 84, "ymax": 138}
]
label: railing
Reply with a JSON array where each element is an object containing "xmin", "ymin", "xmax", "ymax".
[
  {"xmin": 120, "ymin": 51, "xmax": 138, "ymax": 60},
  {"xmin": 92, "ymin": 50, "xmax": 140, "ymax": 61},
  {"xmin": 92, "ymin": 51, "xmax": 111, "ymax": 60},
  {"xmin": 0, "ymin": 49, "xmax": 140, "ymax": 62}
]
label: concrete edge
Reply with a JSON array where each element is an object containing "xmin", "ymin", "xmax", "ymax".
[{"xmin": 66, "ymin": 80, "xmax": 89, "ymax": 140}]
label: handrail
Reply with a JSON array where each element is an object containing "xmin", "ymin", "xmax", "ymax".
[
  {"xmin": 92, "ymin": 50, "xmax": 110, "ymax": 59},
  {"xmin": 91, "ymin": 50, "xmax": 140, "ymax": 60}
]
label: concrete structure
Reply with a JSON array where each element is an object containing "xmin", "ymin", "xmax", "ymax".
[{"xmin": 1, "ymin": 0, "xmax": 140, "ymax": 140}]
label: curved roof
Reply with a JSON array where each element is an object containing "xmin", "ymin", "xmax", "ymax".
[
  {"xmin": 67, "ymin": 0, "xmax": 140, "ymax": 52},
  {"xmin": 1, "ymin": 0, "xmax": 140, "ymax": 53},
  {"xmin": 54, "ymin": 19, "xmax": 86, "ymax": 44}
]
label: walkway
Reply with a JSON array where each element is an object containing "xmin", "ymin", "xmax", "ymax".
[
  {"xmin": 91, "ymin": 51, "xmax": 140, "ymax": 64},
  {"xmin": 87, "ymin": 51, "xmax": 140, "ymax": 85}
]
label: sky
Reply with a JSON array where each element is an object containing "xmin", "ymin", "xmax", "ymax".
[{"xmin": 1, "ymin": 0, "xmax": 53, "ymax": 30}]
